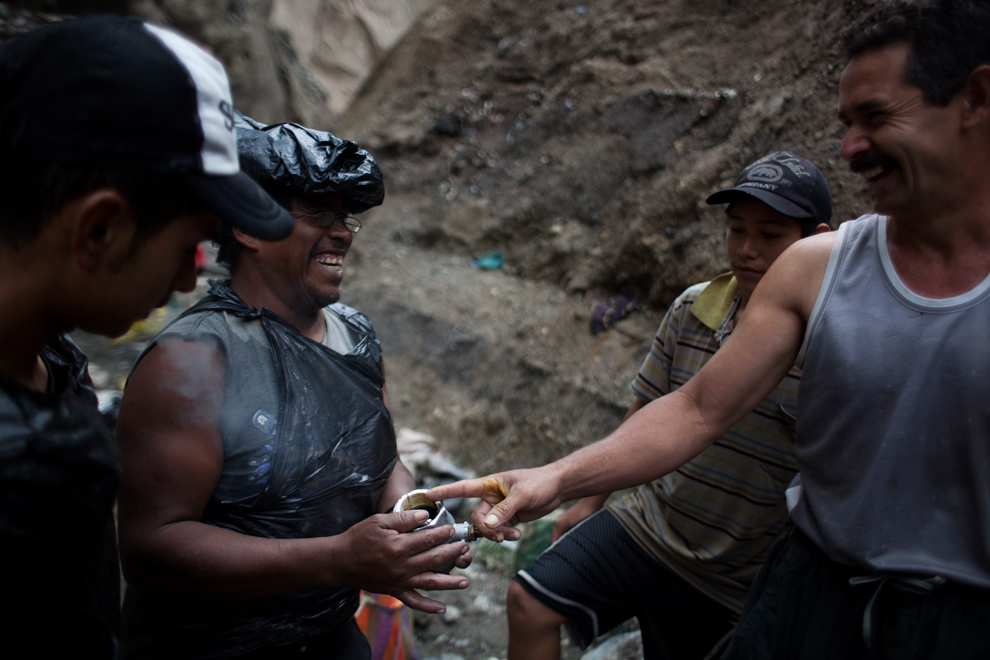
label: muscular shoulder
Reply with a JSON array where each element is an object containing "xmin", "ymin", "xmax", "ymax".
[{"xmin": 757, "ymin": 231, "xmax": 837, "ymax": 319}]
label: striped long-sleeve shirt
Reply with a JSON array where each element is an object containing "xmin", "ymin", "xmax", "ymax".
[{"xmin": 609, "ymin": 273, "xmax": 799, "ymax": 613}]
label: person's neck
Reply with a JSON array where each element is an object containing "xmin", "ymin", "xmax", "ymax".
[
  {"xmin": 0, "ymin": 262, "xmax": 63, "ymax": 390},
  {"xmin": 229, "ymin": 268, "xmax": 325, "ymax": 342},
  {"xmin": 884, "ymin": 149, "xmax": 990, "ymax": 297},
  {"xmin": 886, "ymin": 196, "xmax": 990, "ymax": 298}
]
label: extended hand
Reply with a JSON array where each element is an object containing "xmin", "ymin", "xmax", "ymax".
[
  {"xmin": 427, "ymin": 467, "xmax": 563, "ymax": 542},
  {"xmin": 331, "ymin": 510, "xmax": 470, "ymax": 613}
]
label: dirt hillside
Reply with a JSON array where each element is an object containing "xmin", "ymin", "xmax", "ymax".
[
  {"xmin": 1, "ymin": 0, "xmax": 885, "ymax": 472},
  {"xmin": 333, "ymin": 0, "xmax": 882, "ymax": 473}
]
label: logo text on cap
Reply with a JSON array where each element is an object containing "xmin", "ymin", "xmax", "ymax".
[{"xmin": 747, "ymin": 164, "xmax": 783, "ymax": 183}]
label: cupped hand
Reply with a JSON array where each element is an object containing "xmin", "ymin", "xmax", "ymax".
[{"xmin": 330, "ymin": 510, "xmax": 470, "ymax": 613}]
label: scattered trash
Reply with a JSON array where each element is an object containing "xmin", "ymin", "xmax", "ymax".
[
  {"xmin": 396, "ymin": 428, "xmax": 475, "ymax": 517},
  {"xmin": 195, "ymin": 243, "xmax": 207, "ymax": 273},
  {"xmin": 469, "ymin": 251, "xmax": 505, "ymax": 270},
  {"xmin": 581, "ymin": 631, "xmax": 643, "ymax": 660},
  {"xmin": 441, "ymin": 604, "xmax": 461, "ymax": 624},
  {"xmin": 355, "ymin": 592, "xmax": 418, "ymax": 660},
  {"xmin": 514, "ymin": 509, "xmax": 562, "ymax": 571},
  {"xmin": 473, "ymin": 538, "xmax": 519, "ymax": 570},
  {"xmin": 470, "ymin": 593, "xmax": 496, "ymax": 614},
  {"xmin": 96, "ymin": 390, "xmax": 124, "ymax": 431},
  {"xmin": 112, "ymin": 307, "xmax": 168, "ymax": 345},
  {"xmin": 88, "ymin": 363, "xmax": 111, "ymax": 390},
  {"xmin": 576, "ymin": 5, "xmax": 588, "ymax": 14},
  {"xmin": 589, "ymin": 295, "xmax": 641, "ymax": 335}
]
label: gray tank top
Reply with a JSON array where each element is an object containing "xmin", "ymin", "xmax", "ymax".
[{"xmin": 792, "ymin": 214, "xmax": 990, "ymax": 587}]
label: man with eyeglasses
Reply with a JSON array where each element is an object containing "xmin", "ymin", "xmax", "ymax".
[{"xmin": 113, "ymin": 115, "xmax": 470, "ymax": 659}]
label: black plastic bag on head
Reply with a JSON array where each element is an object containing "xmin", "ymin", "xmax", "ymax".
[{"xmin": 235, "ymin": 111, "xmax": 384, "ymax": 213}]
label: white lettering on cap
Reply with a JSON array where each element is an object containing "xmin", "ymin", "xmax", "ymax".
[{"xmin": 143, "ymin": 23, "xmax": 239, "ymax": 176}]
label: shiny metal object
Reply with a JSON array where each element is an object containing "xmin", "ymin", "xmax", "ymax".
[{"xmin": 392, "ymin": 489, "xmax": 477, "ymax": 574}]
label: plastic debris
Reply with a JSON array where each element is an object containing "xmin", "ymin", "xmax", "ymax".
[
  {"xmin": 589, "ymin": 295, "xmax": 641, "ymax": 335},
  {"xmin": 469, "ymin": 251, "xmax": 505, "ymax": 270},
  {"xmin": 112, "ymin": 307, "xmax": 168, "ymax": 345},
  {"xmin": 581, "ymin": 631, "xmax": 643, "ymax": 660},
  {"xmin": 96, "ymin": 389, "xmax": 123, "ymax": 431},
  {"xmin": 396, "ymin": 428, "xmax": 475, "ymax": 517},
  {"xmin": 514, "ymin": 509, "xmax": 562, "ymax": 571},
  {"xmin": 355, "ymin": 592, "xmax": 418, "ymax": 660}
]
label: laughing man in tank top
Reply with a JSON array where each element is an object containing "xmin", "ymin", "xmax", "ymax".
[{"xmin": 432, "ymin": 2, "xmax": 990, "ymax": 656}]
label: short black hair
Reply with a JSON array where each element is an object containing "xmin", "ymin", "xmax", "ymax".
[
  {"xmin": 213, "ymin": 186, "xmax": 292, "ymax": 271},
  {"xmin": 0, "ymin": 157, "xmax": 206, "ymax": 249},
  {"xmin": 843, "ymin": 0, "xmax": 990, "ymax": 107}
]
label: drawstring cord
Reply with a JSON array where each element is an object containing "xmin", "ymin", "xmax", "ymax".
[{"xmin": 848, "ymin": 574, "xmax": 946, "ymax": 649}]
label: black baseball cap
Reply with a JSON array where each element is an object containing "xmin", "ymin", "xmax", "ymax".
[
  {"xmin": 0, "ymin": 16, "xmax": 293, "ymax": 240},
  {"xmin": 706, "ymin": 151, "xmax": 832, "ymax": 232}
]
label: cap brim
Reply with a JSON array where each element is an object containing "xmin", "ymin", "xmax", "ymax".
[
  {"xmin": 183, "ymin": 172, "xmax": 293, "ymax": 240},
  {"xmin": 705, "ymin": 187, "xmax": 813, "ymax": 219}
]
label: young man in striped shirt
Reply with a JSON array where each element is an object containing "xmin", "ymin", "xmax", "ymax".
[{"xmin": 505, "ymin": 152, "xmax": 832, "ymax": 660}]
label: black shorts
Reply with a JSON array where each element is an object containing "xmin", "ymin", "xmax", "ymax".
[
  {"xmin": 724, "ymin": 527, "xmax": 990, "ymax": 660},
  {"xmin": 516, "ymin": 509, "xmax": 735, "ymax": 659}
]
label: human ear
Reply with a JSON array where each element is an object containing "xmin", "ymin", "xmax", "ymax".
[
  {"xmin": 959, "ymin": 64, "xmax": 990, "ymax": 130},
  {"xmin": 69, "ymin": 190, "xmax": 136, "ymax": 271},
  {"xmin": 231, "ymin": 226, "xmax": 261, "ymax": 252},
  {"xmin": 813, "ymin": 222, "xmax": 831, "ymax": 235}
]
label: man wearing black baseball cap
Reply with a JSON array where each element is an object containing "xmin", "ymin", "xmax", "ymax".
[
  {"xmin": 504, "ymin": 151, "xmax": 830, "ymax": 660},
  {"xmin": 0, "ymin": 16, "xmax": 291, "ymax": 656},
  {"xmin": 705, "ymin": 150, "xmax": 833, "ymax": 233}
]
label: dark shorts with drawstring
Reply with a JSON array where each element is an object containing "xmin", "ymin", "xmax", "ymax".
[{"xmin": 722, "ymin": 527, "xmax": 990, "ymax": 660}]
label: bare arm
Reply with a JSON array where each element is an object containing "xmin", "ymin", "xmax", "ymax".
[
  {"xmin": 117, "ymin": 337, "xmax": 468, "ymax": 612},
  {"xmin": 550, "ymin": 397, "xmax": 647, "ymax": 540},
  {"xmin": 431, "ymin": 233, "xmax": 834, "ymax": 535}
]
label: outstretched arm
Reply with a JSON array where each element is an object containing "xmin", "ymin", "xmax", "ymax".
[
  {"xmin": 430, "ymin": 233, "xmax": 834, "ymax": 536},
  {"xmin": 550, "ymin": 396, "xmax": 648, "ymax": 540},
  {"xmin": 117, "ymin": 337, "xmax": 468, "ymax": 613}
]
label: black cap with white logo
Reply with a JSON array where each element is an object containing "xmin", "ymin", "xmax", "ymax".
[
  {"xmin": 706, "ymin": 151, "xmax": 833, "ymax": 232},
  {"xmin": 0, "ymin": 16, "xmax": 293, "ymax": 240}
]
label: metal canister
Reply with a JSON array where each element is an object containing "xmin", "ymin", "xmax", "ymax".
[{"xmin": 392, "ymin": 489, "xmax": 477, "ymax": 573}]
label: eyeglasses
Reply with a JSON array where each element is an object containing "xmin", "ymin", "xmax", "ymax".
[{"xmin": 289, "ymin": 211, "xmax": 362, "ymax": 233}]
